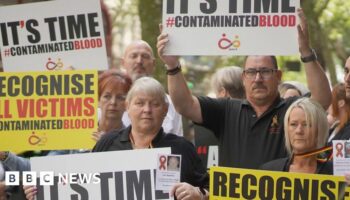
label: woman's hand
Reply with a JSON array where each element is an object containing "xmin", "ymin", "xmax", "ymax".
[
  {"xmin": 170, "ymin": 182, "xmax": 203, "ymax": 200},
  {"xmin": 0, "ymin": 181, "xmax": 7, "ymax": 200},
  {"xmin": 23, "ymin": 185, "xmax": 37, "ymax": 200},
  {"xmin": 345, "ymin": 173, "xmax": 350, "ymax": 186},
  {"xmin": 91, "ymin": 130, "xmax": 106, "ymax": 142}
]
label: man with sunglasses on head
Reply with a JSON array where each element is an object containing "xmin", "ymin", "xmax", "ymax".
[{"xmin": 156, "ymin": 9, "xmax": 331, "ymax": 169}]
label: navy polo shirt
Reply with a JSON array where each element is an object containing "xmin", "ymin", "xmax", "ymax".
[{"xmin": 197, "ymin": 96, "xmax": 298, "ymax": 169}]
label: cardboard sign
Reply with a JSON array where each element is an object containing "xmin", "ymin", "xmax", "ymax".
[
  {"xmin": 210, "ymin": 166, "xmax": 350, "ymax": 199},
  {"xmin": 0, "ymin": 70, "xmax": 98, "ymax": 151},
  {"xmin": 162, "ymin": 0, "xmax": 300, "ymax": 55},
  {"xmin": 0, "ymin": 0, "xmax": 108, "ymax": 71},
  {"xmin": 31, "ymin": 148, "xmax": 172, "ymax": 200}
]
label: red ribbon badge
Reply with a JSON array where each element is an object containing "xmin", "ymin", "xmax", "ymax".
[
  {"xmin": 335, "ymin": 143, "xmax": 343, "ymax": 157},
  {"xmin": 159, "ymin": 155, "xmax": 166, "ymax": 170}
]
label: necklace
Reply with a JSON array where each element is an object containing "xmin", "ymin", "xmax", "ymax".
[{"xmin": 129, "ymin": 133, "xmax": 153, "ymax": 149}]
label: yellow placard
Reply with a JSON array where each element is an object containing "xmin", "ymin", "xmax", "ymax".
[
  {"xmin": 210, "ymin": 166, "xmax": 350, "ymax": 200},
  {"xmin": 0, "ymin": 70, "xmax": 98, "ymax": 151}
]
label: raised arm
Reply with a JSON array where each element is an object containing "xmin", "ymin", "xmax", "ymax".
[
  {"xmin": 298, "ymin": 8, "xmax": 331, "ymax": 109},
  {"xmin": 157, "ymin": 32, "xmax": 203, "ymax": 123}
]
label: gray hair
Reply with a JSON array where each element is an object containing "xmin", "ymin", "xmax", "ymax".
[
  {"xmin": 211, "ymin": 66, "xmax": 245, "ymax": 99},
  {"xmin": 278, "ymin": 82, "xmax": 302, "ymax": 97},
  {"xmin": 126, "ymin": 77, "xmax": 168, "ymax": 104},
  {"xmin": 284, "ymin": 98, "xmax": 328, "ymax": 155}
]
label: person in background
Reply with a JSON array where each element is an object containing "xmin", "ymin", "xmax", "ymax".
[
  {"xmin": 332, "ymin": 56, "xmax": 350, "ymax": 140},
  {"xmin": 278, "ymin": 82, "xmax": 302, "ymax": 99},
  {"xmin": 327, "ymin": 83, "xmax": 350, "ymax": 144},
  {"xmin": 157, "ymin": 8, "xmax": 331, "ymax": 169},
  {"xmin": 120, "ymin": 40, "xmax": 183, "ymax": 136},
  {"xmin": 285, "ymin": 81, "xmax": 310, "ymax": 96},
  {"xmin": 93, "ymin": 77, "xmax": 209, "ymax": 200},
  {"xmin": 92, "ymin": 70, "xmax": 132, "ymax": 141},
  {"xmin": 194, "ymin": 66, "xmax": 245, "ymax": 168},
  {"xmin": 210, "ymin": 66, "xmax": 245, "ymax": 99},
  {"xmin": 344, "ymin": 56, "xmax": 350, "ymax": 100}
]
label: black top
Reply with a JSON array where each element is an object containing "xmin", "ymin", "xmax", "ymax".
[
  {"xmin": 328, "ymin": 122, "xmax": 350, "ymax": 146},
  {"xmin": 194, "ymin": 124, "xmax": 219, "ymax": 169},
  {"xmin": 92, "ymin": 126, "xmax": 209, "ymax": 189},
  {"xmin": 260, "ymin": 157, "xmax": 333, "ymax": 175},
  {"xmin": 197, "ymin": 96, "xmax": 298, "ymax": 169}
]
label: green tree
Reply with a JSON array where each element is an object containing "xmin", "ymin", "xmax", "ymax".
[
  {"xmin": 138, "ymin": 0, "xmax": 165, "ymax": 84},
  {"xmin": 302, "ymin": 0, "xmax": 350, "ymax": 85}
]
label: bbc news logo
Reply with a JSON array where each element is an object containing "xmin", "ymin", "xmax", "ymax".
[{"xmin": 5, "ymin": 171, "xmax": 101, "ymax": 186}]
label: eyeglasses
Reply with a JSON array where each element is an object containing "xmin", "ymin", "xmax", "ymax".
[
  {"xmin": 102, "ymin": 94, "xmax": 126, "ymax": 103},
  {"xmin": 243, "ymin": 68, "xmax": 277, "ymax": 80}
]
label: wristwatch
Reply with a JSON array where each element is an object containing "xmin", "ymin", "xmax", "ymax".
[
  {"xmin": 301, "ymin": 49, "xmax": 317, "ymax": 63},
  {"xmin": 165, "ymin": 63, "xmax": 182, "ymax": 75}
]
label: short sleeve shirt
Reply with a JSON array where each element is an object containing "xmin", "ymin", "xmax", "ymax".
[{"xmin": 197, "ymin": 96, "xmax": 298, "ymax": 169}]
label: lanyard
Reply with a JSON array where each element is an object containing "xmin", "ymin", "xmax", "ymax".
[{"xmin": 294, "ymin": 146, "xmax": 333, "ymax": 162}]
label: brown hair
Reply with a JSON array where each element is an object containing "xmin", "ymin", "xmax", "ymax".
[
  {"xmin": 331, "ymin": 83, "xmax": 350, "ymax": 131},
  {"xmin": 98, "ymin": 69, "xmax": 132, "ymax": 99}
]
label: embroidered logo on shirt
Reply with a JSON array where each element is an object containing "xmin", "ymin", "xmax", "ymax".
[{"xmin": 269, "ymin": 115, "xmax": 280, "ymax": 134}]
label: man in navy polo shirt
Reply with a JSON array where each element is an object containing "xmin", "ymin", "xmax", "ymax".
[{"xmin": 156, "ymin": 9, "xmax": 331, "ymax": 169}]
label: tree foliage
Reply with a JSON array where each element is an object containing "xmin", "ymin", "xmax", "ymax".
[{"xmin": 137, "ymin": 0, "xmax": 165, "ymax": 84}]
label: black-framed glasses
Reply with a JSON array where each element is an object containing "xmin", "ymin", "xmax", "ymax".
[{"xmin": 243, "ymin": 68, "xmax": 277, "ymax": 80}]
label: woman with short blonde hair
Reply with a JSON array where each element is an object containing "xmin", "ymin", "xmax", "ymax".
[{"xmin": 261, "ymin": 98, "xmax": 331, "ymax": 174}]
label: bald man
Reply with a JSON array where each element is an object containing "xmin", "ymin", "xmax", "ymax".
[{"xmin": 120, "ymin": 40, "xmax": 183, "ymax": 136}]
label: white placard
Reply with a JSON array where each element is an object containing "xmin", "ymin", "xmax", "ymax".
[
  {"xmin": 0, "ymin": 0, "xmax": 108, "ymax": 72},
  {"xmin": 332, "ymin": 140, "xmax": 350, "ymax": 176},
  {"xmin": 31, "ymin": 148, "xmax": 172, "ymax": 200},
  {"xmin": 162, "ymin": 0, "xmax": 300, "ymax": 55},
  {"xmin": 156, "ymin": 154, "xmax": 181, "ymax": 191}
]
